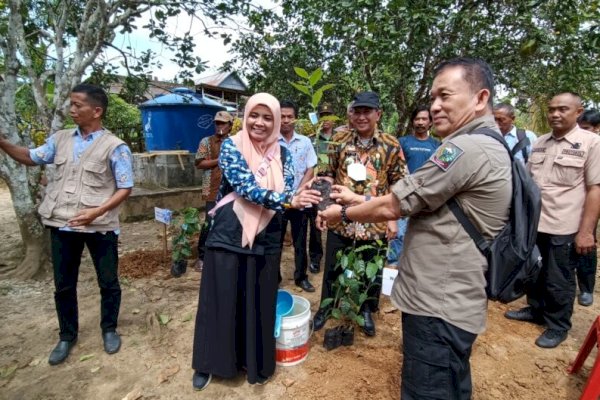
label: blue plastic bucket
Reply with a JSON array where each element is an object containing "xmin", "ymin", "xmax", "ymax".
[{"xmin": 274, "ymin": 290, "xmax": 294, "ymax": 338}]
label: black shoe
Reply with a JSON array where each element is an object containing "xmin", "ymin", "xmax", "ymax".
[
  {"xmin": 361, "ymin": 310, "xmax": 376, "ymax": 337},
  {"xmin": 535, "ymin": 329, "xmax": 568, "ymax": 348},
  {"xmin": 192, "ymin": 371, "xmax": 212, "ymax": 391},
  {"xmin": 578, "ymin": 292, "xmax": 593, "ymax": 306},
  {"xmin": 48, "ymin": 339, "xmax": 77, "ymax": 365},
  {"xmin": 309, "ymin": 263, "xmax": 320, "ymax": 274},
  {"xmin": 102, "ymin": 331, "xmax": 121, "ymax": 354},
  {"xmin": 323, "ymin": 326, "xmax": 342, "ymax": 351},
  {"xmin": 504, "ymin": 307, "xmax": 544, "ymax": 325},
  {"xmin": 256, "ymin": 374, "xmax": 270, "ymax": 385},
  {"xmin": 296, "ymin": 279, "xmax": 315, "ymax": 292},
  {"xmin": 313, "ymin": 308, "xmax": 329, "ymax": 332}
]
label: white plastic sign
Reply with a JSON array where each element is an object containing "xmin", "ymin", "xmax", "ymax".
[
  {"xmin": 308, "ymin": 112, "xmax": 318, "ymax": 125},
  {"xmin": 154, "ymin": 207, "xmax": 173, "ymax": 224}
]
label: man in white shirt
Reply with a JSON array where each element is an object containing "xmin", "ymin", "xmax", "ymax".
[{"xmin": 493, "ymin": 103, "xmax": 538, "ymax": 163}]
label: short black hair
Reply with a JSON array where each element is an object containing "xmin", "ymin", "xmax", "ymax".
[
  {"xmin": 411, "ymin": 105, "xmax": 432, "ymax": 122},
  {"xmin": 433, "ymin": 57, "xmax": 495, "ymax": 107},
  {"xmin": 72, "ymin": 84, "xmax": 108, "ymax": 117},
  {"xmin": 578, "ymin": 109, "xmax": 600, "ymax": 127},
  {"xmin": 493, "ymin": 102, "xmax": 515, "ymax": 117},
  {"xmin": 279, "ymin": 100, "xmax": 298, "ymax": 118}
]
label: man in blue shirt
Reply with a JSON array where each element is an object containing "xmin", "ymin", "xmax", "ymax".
[
  {"xmin": 493, "ymin": 103, "xmax": 538, "ymax": 164},
  {"xmin": 278, "ymin": 100, "xmax": 318, "ymax": 292},
  {"xmin": 0, "ymin": 84, "xmax": 133, "ymax": 365},
  {"xmin": 387, "ymin": 106, "xmax": 440, "ymax": 266}
]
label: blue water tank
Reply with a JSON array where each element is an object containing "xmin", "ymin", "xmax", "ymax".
[{"xmin": 139, "ymin": 87, "xmax": 227, "ymax": 153}]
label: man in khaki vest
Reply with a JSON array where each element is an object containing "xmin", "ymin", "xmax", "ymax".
[
  {"xmin": 318, "ymin": 58, "xmax": 511, "ymax": 399},
  {"xmin": 0, "ymin": 84, "xmax": 133, "ymax": 365}
]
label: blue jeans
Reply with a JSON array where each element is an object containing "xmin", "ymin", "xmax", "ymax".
[{"xmin": 387, "ymin": 218, "xmax": 408, "ymax": 266}]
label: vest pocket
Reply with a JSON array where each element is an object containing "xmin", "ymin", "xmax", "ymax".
[
  {"xmin": 38, "ymin": 190, "xmax": 58, "ymax": 218},
  {"xmin": 82, "ymin": 161, "xmax": 107, "ymax": 188},
  {"xmin": 80, "ymin": 195, "xmax": 110, "ymax": 224}
]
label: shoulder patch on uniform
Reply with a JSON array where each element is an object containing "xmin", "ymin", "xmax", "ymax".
[{"xmin": 431, "ymin": 142, "xmax": 464, "ymax": 171}]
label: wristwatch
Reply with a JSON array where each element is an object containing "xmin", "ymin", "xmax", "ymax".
[{"xmin": 341, "ymin": 205, "xmax": 351, "ymax": 223}]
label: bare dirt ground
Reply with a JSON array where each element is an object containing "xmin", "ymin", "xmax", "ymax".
[{"xmin": 0, "ymin": 183, "xmax": 598, "ymax": 400}]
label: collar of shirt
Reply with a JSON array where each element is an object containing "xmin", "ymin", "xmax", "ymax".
[
  {"xmin": 74, "ymin": 127, "xmax": 105, "ymax": 141},
  {"xmin": 352, "ymin": 129, "xmax": 381, "ymax": 148},
  {"xmin": 444, "ymin": 115, "xmax": 499, "ymax": 142},
  {"xmin": 505, "ymin": 126, "xmax": 518, "ymax": 138},
  {"xmin": 550, "ymin": 125, "xmax": 579, "ymax": 144},
  {"xmin": 278, "ymin": 131, "xmax": 301, "ymax": 145}
]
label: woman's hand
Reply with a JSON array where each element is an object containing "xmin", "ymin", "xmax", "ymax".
[
  {"xmin": 316, "ymin": 204, "xmax": 343, "ymax": 230},
  {"xmin": 330, "ymin": 185, "xmax": 364, "ymax": 206},
  {"xmin": 291, "ymin": 188, "xmax": 321, "ymax": 209},
  {"xmin": 386, "ymin": 220, "xmax": 398, "ymax": 241}
]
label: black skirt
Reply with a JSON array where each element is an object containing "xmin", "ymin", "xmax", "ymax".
[{"xmin": 192, "ymin": 247, "xmax": 280, "ymax": 383}]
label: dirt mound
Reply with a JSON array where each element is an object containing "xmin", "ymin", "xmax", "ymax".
[{"xmin": 120, "ymin": 249, "xmax": 171, "ymax": 279}]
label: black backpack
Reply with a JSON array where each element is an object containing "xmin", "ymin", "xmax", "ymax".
[
  {"xmin": 512, "ymin": 128, "xmax": 530, "ymax": 163},
  {"xmin": 447, "ymin": 128, "xmax": 542, "ymax": 303}
]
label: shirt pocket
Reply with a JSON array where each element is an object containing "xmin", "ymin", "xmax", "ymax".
[{"xmin": 550, "ymin": 156, "xmax": 584, "ymax": 186}]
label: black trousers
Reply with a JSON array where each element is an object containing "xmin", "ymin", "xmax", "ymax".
[
  {"xmin": 576, "ymin": 229, "xmax": 597, "ymax": 294},
  {"xmin": 197, "ymin": 200, "xmax": 216, "ymax": 261},
  {"xmin": 401, "ymin": 313, "xmax": 477, "ymax": 400},
  {"xmin": 306, "ymin": 207, "xmax": 323, "ymax": 266},
  {"xmin": 280, "ymin": 208, "xmax": 309, "ymax": 283},
  {"xmin": 50, "ymin": 228, "xmax": 121, "ymax": 342},
  {"xmin": 319, "ymin": 230, "xmax": 384, "ymax": 312},
  {"xmin": 527, "ymin": 232, "xmax": 577, "ymax": 331},
  {"xmin": 192, "ymin": 248, "xmax": 278, "ymax": 383}
]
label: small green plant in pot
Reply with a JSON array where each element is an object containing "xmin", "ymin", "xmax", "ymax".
[
  {"xmin": 170, "ymin": 207, "xmax": 201, "ymax": 278},
  {"xmin": 320, "ymin": 241, "xmax": 386, "ymax": 349},
  {"xmin": 289, "ymin": 66, "xmax": 338, "ymax": 209}
]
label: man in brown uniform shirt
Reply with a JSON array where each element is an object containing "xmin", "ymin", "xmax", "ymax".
[
  {"xmin": 319, "ymin": 58, "xmax": 511, "ymax": 399},
  {"xmin": 505, "ymin": 93, "xmax": 600, "ymax": 348}
]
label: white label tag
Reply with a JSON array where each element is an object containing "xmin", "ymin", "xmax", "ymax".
[
  {"xmin": 347, "ymin": 162, "xmax": 367, "ymax": 181},
  {"xmin": 154, "ymin": 207, "xmax": 173, "ymax": 224},
  {"xmin": 382, "ymin": 267, "xmax": 399, "ymax": 296}
]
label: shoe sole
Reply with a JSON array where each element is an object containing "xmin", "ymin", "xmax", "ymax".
[{"xmin": 193, "ymin": 374, "xmax": 212, "ymax": 391}]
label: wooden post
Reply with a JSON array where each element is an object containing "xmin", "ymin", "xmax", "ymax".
[{"xmin": 163, "ymin": 223, "xmax": 168, "ymax": 262}]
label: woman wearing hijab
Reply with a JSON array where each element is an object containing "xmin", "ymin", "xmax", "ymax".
[{"xmin": 191, "ymin": 93, "xmax": 321, "ymax": 390}]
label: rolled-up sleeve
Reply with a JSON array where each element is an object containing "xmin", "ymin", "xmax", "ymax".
[{"xmin": 29, "ymin": 135, "xmax": 57, "ymax": 165}]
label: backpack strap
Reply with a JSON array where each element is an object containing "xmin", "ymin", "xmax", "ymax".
[
  {"xmin": 447, "ymin": 198, "xmax": 490, "ymax": 255},
  {"xmin": 512, "ymin": 128, "xmax": 530, "ymax": 163},
  {"xmin": 446, "ymin": 127, "xmax": 509, "ymax": 256}
]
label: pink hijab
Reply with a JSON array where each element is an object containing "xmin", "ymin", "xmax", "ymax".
[{"xmin": 231, "ymin": 93, "xmax": 285, "ymax": 248}]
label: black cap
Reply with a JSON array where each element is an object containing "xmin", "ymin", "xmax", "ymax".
[
  {"xmin": 318, "ymin": 102, "xmax": 334, "ymax": 115},
  {"xmin": 351, "ymin": 91, "xmax": 380, "ymax": 109}
]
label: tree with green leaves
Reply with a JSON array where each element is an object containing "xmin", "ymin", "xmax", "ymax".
[
  {"xmin": 0, "ymin": 0, "xmax": 265, "ymax": 279},
  {"xmin": 230, "ymin": 0, "xmax": 600, "ymax": 134}
]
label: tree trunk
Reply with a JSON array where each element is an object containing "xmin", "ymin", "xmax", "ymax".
[{"xmin": 0, "ymin": 164, "xmax": 50, "ymax": 279}]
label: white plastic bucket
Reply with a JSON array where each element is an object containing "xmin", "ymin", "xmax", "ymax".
[{"xmin": 275, "ymin": 295, "xmax": 311, "ymax": 366}]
